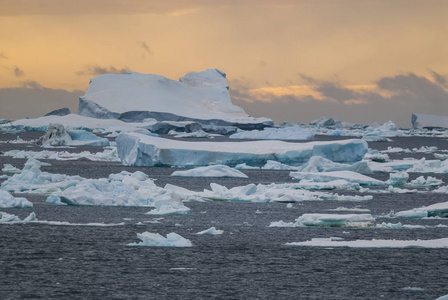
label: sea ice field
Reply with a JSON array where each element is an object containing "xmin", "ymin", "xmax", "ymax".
[{"xmin": 1, "ymin": 129, "xmax": 448, "ymax": 299}]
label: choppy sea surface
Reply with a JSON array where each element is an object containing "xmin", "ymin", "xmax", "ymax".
[{"xmin": 1, "ymin": 132, "xmax": 448, "ymax": 299}]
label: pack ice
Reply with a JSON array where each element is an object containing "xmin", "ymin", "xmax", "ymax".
[
  {"xmin": 78, "ymin": 69, "xmax": 272, "ymax": 129},
  {"xmin": 116, "ymin": 133, "xmax": 367, "ymax": 167}
]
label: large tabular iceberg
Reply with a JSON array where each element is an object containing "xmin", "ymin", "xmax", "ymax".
[
  {"xmin": 412, "ymin": 113, "xmax": 448, "ymax": 129},
  {"xmin": 116, "ymin": 133, "xmax": 368, "ymax": 167},
  {"xmin": 78, "ymin": 69, "xmax": 272, "ymax": 129}
]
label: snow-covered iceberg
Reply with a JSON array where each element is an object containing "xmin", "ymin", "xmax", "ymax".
[
  {"xmin": 116, "ymin": 133, "xmax": 368, "ymax": 167},
  {"xmin": 171, "ymin": 165, "xmax": 248, "ymax": 178},
  {"xmin": 229, "ymin": 127, "xmax": 314, "ymax": 141},
  {"xmin": 286, "ymin": 237, "xmax": 448, "ymax": 248},
  {"xmin": 127, "ymin": 232, "xmax": 193, "ymax": 247},
  {"xmin": 412, "ymin": 113, "xmax": 448, "ymax": 129},
  {"xmin": 78, "ymin": 69, "xmax": 272, "ymax": 129}
]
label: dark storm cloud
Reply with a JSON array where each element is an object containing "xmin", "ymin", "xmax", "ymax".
[
  {"xmin": 0, "ymin": 82, "xmax": 83, "ymax": 119},
  {"xmin": 13, "ymin": 66, "xmax": 24, "ymax": 77},
  {"xmin": 76, "ymin": 65, "xmax": 131, "ymax": 76},
  {"xmin": 230, "ymin": 72, "xmax": 448, "ymax": 127}
]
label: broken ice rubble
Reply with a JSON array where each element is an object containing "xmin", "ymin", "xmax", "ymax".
[{"xmin": 0, "ymin": 190, "xmax": 33, "ymax": 208}]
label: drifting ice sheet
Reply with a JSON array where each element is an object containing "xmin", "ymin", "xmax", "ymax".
[
  {"xmin": 171, "ymin": 165, "xmax": 248, "ymax": 178},
  {"xmin": 116, "ymin": 133, "xmax": 368, "ymax": 167},
  {"xmin": 286, "ymin": 237, "xmax": 448, "ymax": 248}
]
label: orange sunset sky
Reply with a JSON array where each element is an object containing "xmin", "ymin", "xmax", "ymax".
[{"xmin": 0, "ymin": 0, "xmax": 447, "ymax": 126}]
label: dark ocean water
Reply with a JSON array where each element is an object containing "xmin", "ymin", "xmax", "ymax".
[{"xmin": 1, "ymin": 132, "xmax": 448, "ymax": 299}]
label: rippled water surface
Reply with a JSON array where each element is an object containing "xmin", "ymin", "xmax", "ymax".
[{"xmin": 1, "ymin": 133, "xmax": 448, "ymax": 299}]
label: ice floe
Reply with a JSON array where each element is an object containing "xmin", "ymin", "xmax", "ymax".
[
  {"xmin": 392, "ymin": 201, "xmax": 448, "ymax": 218},
  {"xmin": 117, "ymin": 133, "xmax": 368, "ymax": 167},
  {"xmin": 286, "ymin": 237, "xmax": 448, "ymax": 248},
  {"xmin": 196, "ymin": 227, "xmax": 224, "ymax": 235},
  {"xmin": 294, "ymin": 213, "xmax": 375, "ymax": 228},
  {"xmin": 3, "ymin": 147, "xmax": 121, "ymax": 162},
  {"xmin": 290, "ymin": 170, "xmax": 385, "ymax": 186},
  {"xmin": 127, "ymin": 232, "xmax": 193, "ymax": 247},
  {"xmin": 171, "ymin": 165, "xmax": 248, "ymax": 178},
  {"xmin": 295, "ymin": 156, "xmax": 372, "ymax": 174},
  {"xmin": 2, "ymin": 164, "xmax": 21, "ymax": 173}
]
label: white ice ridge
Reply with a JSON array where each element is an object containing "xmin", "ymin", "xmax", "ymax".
[
  {"xmin": 290, "ymin": 170, "xmax": 386, "ymax": 186},
  {"xmin": 116, "ymin": 133, "xmax": 368, "ymax": 167},
  {"xmin": 127, "ymin": 232, "xmax": 193, "ymax": 247},
  {"xmin": 79, "ymin": 69, "xmax": 272, "ymax": 127},
  {"xmin": 229, "ymin": 127, "xmax": 314, "ymax": 141},
  {"xmin": 171, "ymin": 165, "xmax": 248, "ymax": 178},
  {"xmin": 196, "ymin": 227, "xmax": 224, "ymax": 235},
  {"xmin": 286, "ymin": 237, "xmax": 448, "ymax": 248},
  {"xmin": 4, "ymin": 148, "xmax": 121, "ymax": 162},
  {"xmin": 392, "ymin": 201, "xmax": 448, "ymax": 218},
  {"xmin": 0, "ymin": 190, "xmax": 33, "ymax": 208}
]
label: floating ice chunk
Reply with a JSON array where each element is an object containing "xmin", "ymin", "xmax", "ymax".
[
  {"xmin": 45, "ymin": 195, "xmax": 67, "ymax": 205},
  {"xmin": 36, "ymin": 123, "xmax": 72, "ymax": 146},
  {"xmin": 1, "ymin": 159, "xmax": 82, "ymax": 194},
  {"xmin": 401, "ymin": 287, "xmax": 424, "ymax": 291},
  {"xmin": 435, "ymin": 153, "xmax": 448, "ymax": 161},
  {"xmin": 171, "ymin": 165, "xmax": 248, "ymax": 178},
  {"xmin": 234, "ymin": 163, "xmax": 260, "ymax": 170},
  {"xmin": 286, "ymin": 237, "xmax": 448, "ymax": 248},
  {"xmin": 0, "ymin": 190, "xmax": 33, "ymax": 208},
  {"xmin": 196, "ymin": 227, "xmax": 224, "ymax": 235},
  {"xmin": 329, "ymin": 206, "xmax": 370, "ymax": 212},
  {"xmin": 392, "ymin": 201, "xmax": 448, "ymax": 218},
  {"xmin": 381, "ymin": 147, "xmax": 412, "ymax": 153},
  {"xmin": 169, "ymin": 130, "xmax": 217, "ymax": 139},
  {"xmin": 117, "ymin": 133, "xmax": 368, "ymax": 167},
  {"xmin": 261, "ymin": 160, "xmax": 298, "ymax": 170},
  {"xmin": 436, "ymin": 294, "xmax": 448, "ymax": 300},
  {"xmin": 290, "ymin": 170, "xmax": 386, "ymax": 186},
  {"xmin": 361, "ymin": 136, "xmax": 393, "ymax": 142},
  {"xmin": 2, "ymin": 164, "xmax": 21, "ymax": 173},
  {"xmin": 269, "ymin": 220, "xmax": 295, "ymax": 227},
  {"xmin": 229, "ymin": 127, "xmax": 314, "ymax": 141},
  {"xmin": 408, "ymin": 176, "xmax": 444, "ymax": 187},
  {"xmin": 67, "ymin": 129, "xmax": 110, "ymax": 146},
  {"xmin": 294, "ymin": 213, "xmax": 375, "ymax": 228},
  {"xmin": 387, "ymin": 172, "xmax": 409, "ymax": 186},
  {"xmin": 145, "ymin": 192, "xmax": 191, "ymax": 215},
  {"xmin": 4, "ymin": 148, "xmax": 121, "ymax": 162},
  {"xmin": 0, "ymin": 211, "xmax": 22, "ymax": 222},
  {"xmin": 296, "ymin": 156, "xmax": 372, "ymax": 174},
  {"xmin": 127, "ymin": 232, "xmax": 193, "ymax": 247},
  {"xmin": 435, "ymin": 186, "xmax": 448, "ymax": 194},
  {"xmin": 0, "ymin": 175, "xmax": 9, "ymax": 180},
  {"xmin": 375, "ymin": 222, "xmax": 425, "ymax": 229}
]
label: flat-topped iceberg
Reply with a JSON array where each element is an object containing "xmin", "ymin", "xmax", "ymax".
[
  {"xmin": 286, "ymin": 237, "xmax": 448, "ymax": 248},
  {"xmin": 229, "ymin": 127, "xmax": 314, "ymax": 141},
  {"xmin": 116, "ymin": 133, "xmax": 368, "ymax": 167},
  {"xmin": 392, "ymin": 201, "xmax": 448, "ymax": 218},
  {"xmin": 127, "ymin": 232, "xmax": 193, "ymax": 247},
  {"xmin": 412, "ymin": 113, "xmax": 448, "ymax": 129},
  {"xmin": 171, "ymin": 165, "xmax": 248, "ymax": 178},
  {"xmin": 78, "ymin": 69, "xmax": 272, "ymax": 129}
]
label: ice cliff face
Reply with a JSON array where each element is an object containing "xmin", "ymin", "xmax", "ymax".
[{"xmin": 78, "ymin": 69, "xmax": 273, "ymax": 129}]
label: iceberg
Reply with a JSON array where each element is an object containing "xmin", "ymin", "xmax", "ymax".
[
  {"xmin": 127, "ymin": 232, "xmax": 193, "ymax": 247},
  {"xmin": 171, "ymin": 165, "xmax": 248, "ymax": 178},
  {"xmin": 4, "ymin": 148, "xmax": 121, "ymax": 162},
  {"xmin": 294, "ymin": 213, "xmax": 375, "ymax": 228},
  {"xmin": 296, "ymin": 156, "xmax": 372, "ymax": 174},
  {"xmin": 286, "ymin": 237, "xmax": 448, "ymax": 248},
  {"xmin": 0, "ymin": 190, "xmax": 33, "ymax": 208},
  {"xmin": 2, "ymin": 164, "xmax": 21, "ymax": 173},
  {"xmin": 229, "ymin": 127, "xmax": 314, "ymax": 141},
  {"xmin": 36, "ymin": 123, "xmax": 109, "ymax": 147},
  {"xmin": 196, "ymin": 227, "xmax": 224, "ymax": 235},
  {"xmin": 78, "ymin": 69, "xmax": 272, "ymax": 129},
  {"xmin": 116, "ymin": 133, "xmax": 368, "ymax": 167},
  {"xmin": 290, "ymin": 170, "xmax": 386, "ymax": 186},
  {"xmin": 412, "ymin": 113, "xmax": 448, "ymax": 129}
]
